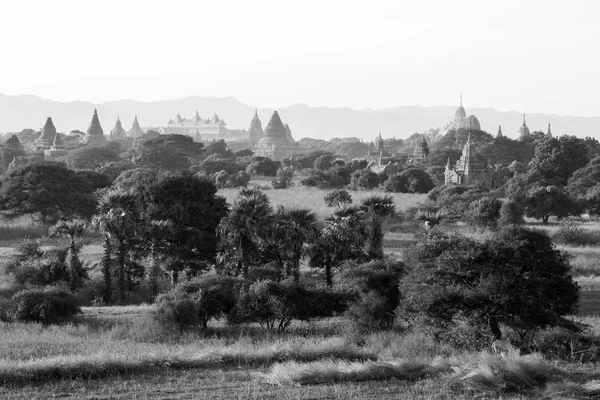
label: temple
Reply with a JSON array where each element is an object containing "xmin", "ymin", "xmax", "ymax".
[
  {"xmin": 440, "ymin": 94, "xmax": 482, "ymax": 135},
  {"xmin": 82, "ymin": 109, "xmax": 108, "ymax": 147},
  {"xmin": 160, "ymin": 112, "xmax": 228, "ymax": 141},
  {"xmin": 127, "ymin": 115, "xmax": 146, "ymax": 138},
  {"xmin": 546, "ymin": 122, "xmax": 553, "ymax": 138},
  {"xmin": 444, "ymin": 133, "xmax": 505, "ymax": 189},
  {"xmin": 253, "ymin": 111, "xmax": 298, "ymax": 160},
  {"xmin": 109, "ymin": 116, "xmax": 127, "ymax": 140},
  {"xmin": 517, "ymin": 114, "xmax": 531, "ymax": 140},
  {"xmin": 496, "ymin": 125, "xmax": 503, "ymax": 138},
  {"xmin": 44, "ymin": 132, "xmax": 69, "ymax": 160},
  {"xmin": 412, "ymin": 134, "xmax": 429, "ymax": 161},
  {"xmin": 34, "ymin": 117, "xmax": 58, "ymax": 150},
  {"xmin": 248, "ymin": 109, "xmax": 264, "ymax": 145}
]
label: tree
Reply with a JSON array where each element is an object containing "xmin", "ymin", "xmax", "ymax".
[
  {"xmin": 498, "ymin": 200, "xmax": 525, "ymax": 226},
  {"xmin": 464, "ymin": 196, "xmax": 502, "ymax": 229},
  {"xmin": 129, "ymin": 134, "xmax": 204, "ymax": 170},
  {"xmin": 112, "ymin": 168, "xmax": 158, "ymax": 194},
  {"xmin": 143, "ymin": 220, "xmax": 174, "ymax": 298},
  {"xmin": 523, "ymin": 186, "xmax": 580, "ymax": 224},
  {"xmin": 217, "ymin": 189, "xmax": 272, "ymax": 278},
  {"xmin": 530, "ymin": 135, "xmax": 589, "ymax": 183},
  {"xmin": 147, "ymin": 174, "xmax": 227, "ymax": 282},
  {"xmin": 309, "ymin": 205, "xmax": 367, "ymax": 286},
  {"xmin": 64, "ymin": 144, "xmax": 121, "ymax": 170},
  {"xmin": 270, "ymin": 207, "xmax": 317, "ymax": 281},
  {"xmin": 384, "ymin": 169, "xmax": 434, "ymax": 193},
  {"xmin": 50, "ymin": 219, "xmax": 87, "ymax": 292},
  {"xmin": 198, "ymin": 155, "xmax": 241, "ymax": 175},
  {"xmin": 567, "ymin": 157, "xmax": 600, "ymax": 198},
  {"xmin": 402, "ymin": 227, "xmax": 579, "ymax": 341},
  {"xmin": 95, "ymin": 188, "xmax": 142, "ymax": 304},
  {"xmin": 349, "ymin": 170, "xmax": 380, "ymax": 190},
  {"xmin": 360, "ymin": 195, "xmax": 395, "ymax": 258},
  {"xmin": 271, "ymin": 166, "xmax": 294, "ymax": 189},
  {"xmin": 324, "ymin": 189, "xmax": 352, "ymax": 208},
  {"xmin": 0, "ymin": 162, "xmax": 97, "ymax": 226},
  {"xmin": 313, "ymin": 154, "xmax": 335, "ymax": 171},
  {"xmin": 245, "ymin": 157, "xmax": 279, "ymax": 176}
]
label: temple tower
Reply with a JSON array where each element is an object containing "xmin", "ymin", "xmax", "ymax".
[
  {"xmin": 127, "ymin": 115, "xmax": 146, "ymax": 138},
  {"xmin": 412, "ymin": 134, "xmax": 429, "ymax": 161},
  {"xmin": 517, "ymin": 114, "xmax": 531, "ymax": 140},
  {"xmin": 546, "ymin": 122, "xmax": 553, "ymax": 138},
  {"xmin": 34, "ymin": 117, "xmax": 58, "ymax": 150},
  {"xmin": 109, "ymin": 116, "xmax": 127, "ymax": 140},
  {"xmin": 253, "ymin": 111, "xmax": 298, "ymax": 160},
  {"xmin": 44, "ymin": 132, "xmax": 69, "ymax": 160},
  {"xmin": 496, "ymin": 125, "xmax": 503, "ymax": 138},
  {"xmin": 248, "ymin": 109, "xmax": 264, "ymax": 145},
  {"xmin": 83, "ymin": 109, "xmax": 108, "ymax": 147}
]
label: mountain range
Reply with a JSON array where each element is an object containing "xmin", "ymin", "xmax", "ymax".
[{"xmin": 1, "ymin": 93, "xmax": 598, "ymax": 141}]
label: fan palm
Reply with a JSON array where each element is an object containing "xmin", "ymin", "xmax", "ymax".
[
  {"xmin": 50, "ymin": 219, "xmax": 87, "ymax": 292},
  {"xmin": 360, "ymin": 195, "xmax": 395, "ymax": 258},
  {"xmin": 144, "ymin": 219, "xmax": 174, "ymax": 297}
]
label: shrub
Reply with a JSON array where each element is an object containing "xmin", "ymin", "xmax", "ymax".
[
  {"xmin": 11, "ymin": 287, "xmax": 80, "ymax": 324},
  {"xmin": 464, "ymin": 196, "xmax": 502, "ymax": 229},
  {"xmin": 6, "ymin": 240, "xmax": 69, "ymax": 287},
  {"xmin": 324, "ymin": 189, "xmax": 352, "ymax": 208},
  {"xmin": 300, "ymin": 170, "xmax": 345, "ymax": 189},
  {"xmin": 554, "ymin": 219, "xmax": 585, "ymax": 245},
  {"xmin": 246, "ymin": 157, "xmax": 279, "ymax": 176},
  {"xmin": 498, "ymin": 200, "xmax": 525, "ymax": 226},
  {"xmin": 339, "ymin": 258, "xmax": 404, "ymax": 329},
  {"xmin": 271, "ymin": 167, "xmax": 294, "ymax": 189},
  {"xmin": 156, "ymin": 275, "xmax": 244, "ymax": 329},
  {"xmin": 349, "ymin": 170, "xmax": 380, "ymax": 190},
  {"xmin": 385, "ymin": 169, "xmax": 434, "ymax": 194},
  {"xmin": 313, "ymin": 154, "xmax": 335, "ymax": 171}
]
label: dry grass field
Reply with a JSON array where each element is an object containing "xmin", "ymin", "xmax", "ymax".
[{"xmin": 2, "ymin": 182, "xmax": 600, "ymax": 398}]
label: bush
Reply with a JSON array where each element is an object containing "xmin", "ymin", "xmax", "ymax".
[
  {"xmin": 384, "ymin": 169, "xmax": 434, "ymax": 194},
  {"xmin": 313, "ymin": 154, "xmax": 335, "ymax": 171},
  {"xmin": 246, "ymin": 157, "xmax": 279, "ymax": 176},
  {"xmin": 11, "ymin": 287, "xmax": 80, "ymax": 324},
  {"xmin": 6, "ymin": 239, "xmax": 69, "ymax": 287},
  {"xmin": 554, "ymin": 219, "xmax": 585, "ymax": 245},
  {"xmin": 498, "ymin": 200, "xmax": 525, "ymax": 226},
  {"xmin": 349, "ymin": 170, "xmax": 380, "ymax": 190},
  {"xmin": 464, "ymin": 196, "xmax": 502, "ymax": 229},
  {"xmin": 156, "ymin": 275, "xmax": 244, "ymax": 329},
  {"xmin": 324, "ymin": 189, "xmax": 352, "ymax": 208},
  {"xmin": 339, "ymin": 258, "xmax": 404, "ymax": 329},
  {"xmin": 271, "ymin": 167, "xmax": 294, "ymax": 189},
  {"xmin": 300, "ymin": 170, "xmax": 345, "ymax": 189}
]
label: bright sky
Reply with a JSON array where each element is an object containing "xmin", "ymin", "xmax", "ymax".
[{"xmin": 1, "ymin": 0, "xmax": 598, "ymax": 116}]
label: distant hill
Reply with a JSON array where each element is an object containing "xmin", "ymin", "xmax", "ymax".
[{"xmin": 1, "ymin": 93, "xmax": 599, "ymax": 141}]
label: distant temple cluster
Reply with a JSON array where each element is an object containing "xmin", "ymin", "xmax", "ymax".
[
  {"xmin": 251, "ymin": 110, "xmax": 298, "ymax": 160},
  {"xmin": 160, "ymin": 112, "xmax": 228, "ymax": 141}
]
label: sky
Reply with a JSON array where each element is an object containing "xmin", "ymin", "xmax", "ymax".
[{"xmin": 0, "ymin": 0, "xmax": 598, "ymax": 116}]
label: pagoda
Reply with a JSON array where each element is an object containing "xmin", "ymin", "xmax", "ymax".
[
  {"xmin": 412, "ymin": 135, "xmax": 429, "ymax": 161},
  {"xmin": 248, "ymin": 109, "xmax": 264, "ymax": 145},
  {"xmin": 517, "ymin": 114, "xmax": 531, "ymax": 140},
  {"xmin": 445, "ymin": 133, "xmax": 503, "ymax": 189},
  {"xmin": 127, "ymin": 115, "xmax": 146, "ymax": 138},
  {"xmin": 83, "ymin": 109, "xmax": 108, "ymax": 146},
  {"xmin": 253, "ymin": 111, "xmax": 298, "ymax": 161},
  {"xmin": 496, "ymin": 125, "xmax": 503, "ymax": 139},
  {"xmin": 34, "ymin": 117, "xmax": 58, "ymax": 150},
  {"xmin": 109, "ymin": 116, "xmax": 127, "ymax": 140},
  {"xmin": 44, "ymin": 132, "xmax": 69, "ymax": 160}
]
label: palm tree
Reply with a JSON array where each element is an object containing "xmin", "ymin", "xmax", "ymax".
[
  {"xmin": 272, "ymin": 206, "xmax": 317, "ymax": 282},
  {"xmin": 217, "ymin": 189, "xmax": 272, "ymax": 278},
  {"xmin": 309, "ymin": 205, "xmax": 368, "ymax": 287},
  {"xmin": 414, "ymin": 209, "xmax": 445, "ymax": 230},
  {"xmin": 360, "ymin": 195, "xmax": 395, "ymax": 259},
  {"xmin": 144, "ymin": 219, "xmax": 174, "ymax": 297},
  {"xmin": 94, "ymin": 188, "xmax": 141, "ymax": 305},
  {"xmin": 50, "ymin": 219, "xmax": 87, "ymax": 292},
  {"xmin": 89, "ymin": 214, "xmax": 114, "ymax": 304}
]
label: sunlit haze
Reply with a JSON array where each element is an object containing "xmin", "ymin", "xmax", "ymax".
[{"xmin": 1, "ymin": 0, "xmax": 598, "ymax": 116}]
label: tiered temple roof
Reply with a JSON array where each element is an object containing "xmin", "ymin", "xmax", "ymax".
[
  {"xmin": 109, "ymin": 116, "xmax": 127, "ymax": 140},
  {"xmin": 34, "ymin": 117, "xmax": 57, "ymax": 150},
  {"xmin": 412, "ymin": 135, "xmax": 429, "ymax": 161},
  {"xmin": 44, "ymin": 132, "xmax": 69, "ymax": 160},
  {"xmin": 253, "ymin": 111, "xmax": 298, "ymax": 161},
  {"xmin": 517, "ymin": 114, "xmax": 531, "ymax": 140},
  {"xmin": 127, "ymin": 115, "xmax": 146, "ymax": 138},
  {"xmin": 83, "ymin": 109, "xmax": 108, "ymax": 147},
  {"xmin": 248, "ymin": 109, "xmax": 264, "ymax": 144}
]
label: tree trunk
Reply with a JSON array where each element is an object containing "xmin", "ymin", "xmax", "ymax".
[
  {"xmin": 325, "ymin": 262, "xmax": 333, "ymax": 287},
  {"xmin": 542, "ymin": 215, "xmax": 550, "ymax": 224},
  {"xmin": 102, "ymin": 237, "xmax": 112, "ymax": 305},
  {"xmin": 149, "ymin": 245, "xmax": 159, "ymax": 298},
  {"xmin": 488, "ymin": 317, "xmax": 502, "ymax": 340},
  {"xmin": 117, "ymin": 240, "xmax": 127, "ymax": 305},
  {"xmin": 368, "ymin": 219, "xmax": 384, "ymax": 259},
  {"xmin": 172, "ymin": 269, "xmax": 179, "ymax": 285}
]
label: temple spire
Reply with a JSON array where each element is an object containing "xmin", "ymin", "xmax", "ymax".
[
  {"xmin": 547, "ymin": 122, "xmax": 552, "ymax": 137},
  {"xmin": 497, "ymin": 125, "xmax": 503, "ymax": 138},
  {"xmin": 255, "ymin": 108, "xmax": 258, "ymax": 118},
  {"xmin": 460, "ymin": 93, "xmax": 463, "ymax": 107}
]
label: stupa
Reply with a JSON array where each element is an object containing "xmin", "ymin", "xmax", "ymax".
[
  {"xmin": 34, "ymin": 117, "xmax": 58, "ymax": 150},
  {"xmin": 253, "ymin": 111, "xmax": 298, "ymax": 161},
  {"xmin": 109, "ymin": 116, "xmax": 127, "ymax": 140},
  {"xmin": 44, "ymin": 132, "xmax": 69, "ymax": 160},
  {"xmin": 83, "ymin": 109, "xmax": 108, "ymax": 146},
  {"xmin": 496, "ymin": 125, "xmax": 503, "ymax": 138},
  {"xmin": 517, "ymin": 114, "xmax": 531, "ymax": 140},
  {"xmin": 412, "ymin": 135, "xmax": 429, "ymax": 161},
  {"xmin": 248, "ymin": 109, "xmax": 264, "ymax": 145},
  {"xmin": 127, "ymin": 115, "xmax": 146, "ymax": 138}
]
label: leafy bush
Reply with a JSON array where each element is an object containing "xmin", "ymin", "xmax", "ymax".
[
  {"xmin": 11, "ymin": 287, "xmax": 80, "ymax": 324},
  {"xmin": 339, "ymin": 258, "xmax": 404, "ymax": 329},
  {"xmin": 464, "ymin": 196, "xmax": 502, "ymax": 229},
  {"xmin": 156, "ymin": 275, "xmax": 244, "ymax": 329},
  {"xmin": 313, "ymin": 154, "xmax": 335, "ymax": 171},
  {"xmin": 6, "ymin": 239, "xmax": 69, "ymax": 287},
  {"xmin": 384, "ymin": 169, "xmax": 434, "ymax": 194},
  {"xmin": 349, "ymin": 170, "xmax": 380, "ymax": 190},
  {"xmin": 554, "ymin": 219, "xmax": 585, "ymax": 245},
  {"xmin": 246, "ymin": 157, "xmax": 279, "ymax": 176},
  {"xmin": 324, "ymin": 189, "xmax": 352, "ymax": 208},
  {"xmin": 230, "ymin": 280, "xmax": 347, "ymax": 331},
  {"xmin": 498, "ymin": 200, "xmax": 525, "ymax": 226},
  {"xmin": 300, "ymin": 170, "xmax": 345, "ymax": 189},
  {"xmin": 271, "ymin": 167, "xmax": 294, "ymax": 189}
]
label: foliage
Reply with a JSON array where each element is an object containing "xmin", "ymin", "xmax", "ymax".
[
  {"xmin": 203, "ymin": 139, "xmax": 234, "ymax": 159},
  {"xmin": 156, "ymin": 275, "xmax": 244, "ymax": 329},
  {"xmin": 313, "ymin": 154, "xmax": 335, "ymax": 171},
  {"xmin": 0, "ymin": 162, "xmax": 97, "ymax": 225},
  {"xmin": 129, "ymin": 134, "xmax": 204, "ymax": 170},
  {"xmin": 198, "ymin": 155, "xmax": 241, "ymax": 175},
  {"xmin": 384, "ymin": 169, "xmax": 434, "ymax": 194},
  {"xmin": 349, "ymin": 170, "xmax": 380, "ymax": 190},
  {"xmin": 554, "ymin": 219, "xmax": 585, "ymax": 245},
  {"xmin": 324, "ymin": 189, "xmax": 352, "ymax": 208},
  {"xmin": 50, "ymin": 219, "xmax": 88, "ymax": 292},
  {"xmin": 464, "ymin": 196, "xmax": 502, "ymax": 229},
  {"xmin": 522, "ymin": 186, "xmax": 580, "ymax": 224},
  {"xmin": 271, "ymin": 166, "xmax": 294, "ymax": 189},
  {"xmin": 567, "ymin": 156, "xmax": 600, "ymax": 198},
  {"xmin": 427, "ymin": 185, "xmax": 488, "ymax": 221},
  {"xmin": 339, "ymin": 258, "xmax": 404, "ymax": 329},
  {"xmin": 530, "ymin": 135, "xmax": 589, "ymax": 183},
  {"xmin": 300, "ymin": 170, "xmax": 345, "ymax": 189},
  {"xmin": 147, "ymin": 174, "xmax": 228, "ymax": 281},
  {"xmin": 5, "ymin": 239, "xmax": 70, "ymax": 286},
  {"xmin": 246, "ymin": 157, "xmax": 279, "ymax": 176},
  {"xmin": 229, "ymin": 280, "xmax": 346, "ymax": 331},
  {"xmin": 402, "ymin": 227, "xmax": 579, "ymax": 340},
  {"xmin": 112, "ymin": 168, "xmax": 158, "ymax": 193},
  {"xmin": 10, "ymin": 287, "xmax": 80, "ymax": 325},
  {"xmin": 76, "ymin": 170, "xmax": 113, "ymax": 190},
  {"xmin": 64, "ymin": 144, "xmax": 121, "ymax": 170},
  {"xmin": 217, "ymin": 189, "xmax": 273, "ymax": 277},
  {"xmin": 498, "ymin": 200, "xmax": 525, "ymax": 226},
  {"xmin": 360, "ymin": 195, "xmax": 395, "ymax": 258}
]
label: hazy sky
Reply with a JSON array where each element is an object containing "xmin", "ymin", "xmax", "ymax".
[{"xmin": 1, "ymin": 0, "xmax": 598, "ymax": 116}]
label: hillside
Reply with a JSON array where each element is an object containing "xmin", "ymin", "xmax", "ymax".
[{"xmin": 1, "ymin": 93, "xmax": 599, "ymax": 141}]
